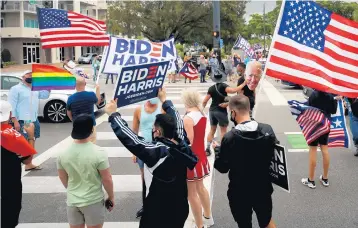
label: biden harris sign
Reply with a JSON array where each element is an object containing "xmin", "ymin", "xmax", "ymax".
[
  {"xmin": 114, "ymin": 61, "xmax": 169, "ymax": 108},
  {"xmin": 101, "ymin": 37, "xmax": 177, "ymax": 74}
]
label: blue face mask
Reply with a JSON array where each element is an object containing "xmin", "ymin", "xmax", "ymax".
[{"xmin": 149, "ymin": 98, "xmax": 159, "ymax": 105}]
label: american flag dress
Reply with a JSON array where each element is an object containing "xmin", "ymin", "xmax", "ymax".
[{"xmin": 185, "ymin": 111, "xmax": 210, "ymax": 181}]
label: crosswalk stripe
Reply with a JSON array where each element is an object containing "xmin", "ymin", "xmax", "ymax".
[
  {"xmin": 97, "ymin": 115, "xmax": 185, "ymax": 124},
  {"xmin": 22, "ymin": 175, "xmax": 142, "ymax": 193},
  {"xmin": 17, "ymin": 222, "xmax": 139, "ymax": 228}
]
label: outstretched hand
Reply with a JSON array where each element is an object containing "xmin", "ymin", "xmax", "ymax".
[
  {"xmin": 105, "ymin": 99, "xmax": 118, "ymax": 116},
  {"xmin": 158, "ymin": 88, "xmax": 167, "ymax": 103}
]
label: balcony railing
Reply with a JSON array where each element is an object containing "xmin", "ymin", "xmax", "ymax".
[
  {"xmin": 3, "ymin": 2, "xmax": 20, "ymax": 11},
  {"xmin": 24, "ymin": 2, "xmax": 43, "ymax": 13}
]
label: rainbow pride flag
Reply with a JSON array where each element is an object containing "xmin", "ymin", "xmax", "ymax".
[{"xmin": 32, "ymin": 64, "xmax": 76, "ymax": 91}]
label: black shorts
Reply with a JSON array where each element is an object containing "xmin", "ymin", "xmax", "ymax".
[
  {"xmin": 309, "ymin": 132, "xmax": 329, "ymax": 146},
  {"xmin": 209, "ymin": 110, "xmax": 229, "ymax": 127},
  {"xmin": 228, "ymin": 192, "xmax": 272, "ymax": 228}
]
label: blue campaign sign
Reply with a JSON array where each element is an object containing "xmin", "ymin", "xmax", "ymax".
[
  {"xmin": 114, "ymin": 61, "xmax": 170, "ymax": 107},
  {"xmin": 220, "ymin": 39, "xmax": 224, "ymax": 48}
]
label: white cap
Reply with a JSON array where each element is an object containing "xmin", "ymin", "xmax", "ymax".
[
  {"xmin": 23, "ymin": 70, "xmax": 32, "ymax": 76},
  {"xmin": 0, "ymin": 100, "xmax": 12, "ymax": 122}
]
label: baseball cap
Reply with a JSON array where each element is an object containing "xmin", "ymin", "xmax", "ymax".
[
  {"xmin": 71, "ymin": 114, "xmax": 94, "ymax": 140},
  {"xmin": 0, "ymin": 100, "xmax": 12, "ymax": 122},
  {"xmin": 23, "ymin": 70, "xmax": 32, "ymax": 76}
]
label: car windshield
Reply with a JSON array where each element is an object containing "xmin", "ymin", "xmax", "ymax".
[{"xmin": 82, "ymin": 54, "xmax": 90, "ymax": 57}]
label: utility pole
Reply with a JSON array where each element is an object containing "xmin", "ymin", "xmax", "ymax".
[
  {"xmin": 263, "ymin": 2, "xmax": 266, "ymax": 53},
  {"xmin": 212, "ymin": 0, "xmax": 221, "ymax": 64}
]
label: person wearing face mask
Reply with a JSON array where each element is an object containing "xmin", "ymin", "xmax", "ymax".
[
  {"xmin": 8, "ymin": 70, "xmax": 50, "ymax": 171},
  {"xmin": 213, "ymin": 95, "xmax": 278, "ymax": 228},
  {"xmin": 66, "ymin": 77, "xmax": 101, "ymax": 144},
  {"xmin": 105, "ymin": 88, "xmax": 198, "ymax": 228},
  {"xmin": 132, "ymin": 97, "xmax": 162, "ymax": 218}
]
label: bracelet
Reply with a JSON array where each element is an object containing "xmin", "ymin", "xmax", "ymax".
[{"xmin": 28, "ymin": 138, "xmax": 35, "ymax": 141}]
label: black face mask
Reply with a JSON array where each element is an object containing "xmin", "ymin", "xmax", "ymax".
[
  {"xmin": 25, "ymin": 78, "xmax": 32, "ymax": 84},
  {"xmin": 230, "ymin": 111, "xmax": 238, "ymax": 126}
]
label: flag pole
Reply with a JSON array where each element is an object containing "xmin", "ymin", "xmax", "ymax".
[{"xmin": 252, "ymin": 0, "xmax": 286, "ymax": 119}]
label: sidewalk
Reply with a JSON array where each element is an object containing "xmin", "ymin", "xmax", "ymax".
[{"xmin": 1, "ymin": 63, "xmax": 65, "ymax": 73}]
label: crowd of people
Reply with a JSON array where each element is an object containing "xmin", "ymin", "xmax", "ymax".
[{"xmin": 1, "ymin": 53, "xmax": 357, "ymax": 228}]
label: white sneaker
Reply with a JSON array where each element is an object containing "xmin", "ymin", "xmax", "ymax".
[
  {"xmin": 193, "ymin": 225, "xmax": 207, "ymax": 228},
  {"xmin": 301, "ymin": 177, "xmax": 316, "ymax": 189},
  {"xmin": 319, "ymin": 175, "xmax": 329, "ymax": 187},
  {"xmin": 203, "ymin": 215, "xmax": 214, "ymax": 227}
]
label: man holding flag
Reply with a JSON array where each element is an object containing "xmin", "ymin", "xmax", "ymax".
[{"xmin": 8, "ymin": 70, "xmax": 50, "ymax": 171}]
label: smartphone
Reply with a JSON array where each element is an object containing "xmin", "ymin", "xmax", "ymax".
[{"xmin": 105, "ymin": 199, "xmax": 113, "ymax": 210}]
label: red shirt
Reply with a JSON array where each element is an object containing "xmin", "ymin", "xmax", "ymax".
[{"xmin": 1, "ymin": 124, "xmax": 36, "ymax": 157}]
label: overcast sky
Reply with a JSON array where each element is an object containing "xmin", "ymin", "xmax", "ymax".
[{"xmin": 245, "ymin": 1, "xmax": 277, "ymax": 22}]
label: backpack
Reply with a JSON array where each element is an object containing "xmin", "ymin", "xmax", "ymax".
[{"xmin": 351, "ymin": 98, "xmax": 358, "ymax": 117}]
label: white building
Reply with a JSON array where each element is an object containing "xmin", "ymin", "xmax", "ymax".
[{"xmin": 1, "ymin": 0, "xmax": 108, "ymax": 65}]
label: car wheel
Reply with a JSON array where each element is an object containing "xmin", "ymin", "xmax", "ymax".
[{"xmin": 44, "ymin": 100, "xmax": 68, "ymax": 123}]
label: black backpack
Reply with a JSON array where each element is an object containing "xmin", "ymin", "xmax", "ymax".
[{"xmin": 351, "ymin": 98, "xmax": 358, "ymax": 117}]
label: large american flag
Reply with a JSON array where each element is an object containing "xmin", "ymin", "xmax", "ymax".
[
  {"xmin": 37, "ymin": 8, "xmax": 109, "ymax": 49},
  {"xmin": 179, "ymin": 62, "xmax": 199, "ymax": 79},
  {"xmin": 266, "ymin": 0, "xmax": 358, "ymax": 98},
  {"xmin": 288, "ymin": 100, "xmax": 350, "ymax": 148}
]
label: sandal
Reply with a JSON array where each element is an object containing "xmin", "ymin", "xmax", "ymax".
[{"xmin": 25, "ymin": 166, "xmax": 42, "ymax": 171}]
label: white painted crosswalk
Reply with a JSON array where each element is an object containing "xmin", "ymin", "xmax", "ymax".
[{"xmin": 19, "ymin": 81, "xmax": 216, "ymax": 228}]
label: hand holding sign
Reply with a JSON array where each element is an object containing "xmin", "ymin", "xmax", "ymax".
[
  {"xmin": 105, "ymin": 99, "xmax": 118, "ymax": 116},
  {"xmin": 158, "ymin": 88, "xmax": 167, "ymax": 103}
]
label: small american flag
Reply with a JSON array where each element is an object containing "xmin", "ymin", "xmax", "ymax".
[
  {"xmin": 288, "ymin": 100, "xmax": 350, "ymax": 148},
  {"xmin": 266, "ymin": 0, "xmax": 358, "ymax": 98},
  {"xmin": 37, "ymin": 8, "xmax": 109, "ymax": 49},
  {"xmin": 179, "ymin": 62, "xmax": 199, "ymax": 80}
]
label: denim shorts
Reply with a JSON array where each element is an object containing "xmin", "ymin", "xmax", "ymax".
[{"xmin": 18, "ymin": 119, "xmax": 41, "ymax": 139}]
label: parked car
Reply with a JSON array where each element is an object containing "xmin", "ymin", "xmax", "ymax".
[
  {"xmin": 0, "ymin": 73, "xmax": 106, "ymax": 123},
  {"xmin": 78, "ymin": 53, "xmax": 98, "ymax": 64},
  {"xmin": 281, "ymin": 80, "xmax": 302, "ymax": 88}
]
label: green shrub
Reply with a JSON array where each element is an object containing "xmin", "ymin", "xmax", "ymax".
[
  {"xmin": 4, "ymin": 61, "xmax": 17, "ymax": 67},
  {"xmin": 1, "ymin": 49, "xmax": 11, "ymax": 62}
]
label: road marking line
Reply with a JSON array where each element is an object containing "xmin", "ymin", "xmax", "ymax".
[
  {"xmin": 17, "ymin": 222, "xmax": 139, "ymax": 228},
  {"xmin": 21, "ymin": 114, "xmax": 110, "ymax": 177},
  {"xmin": 285, "ymin": 132, "xmax": 303, "ymax": 135},
  {"xmin": 22, "ymin": 175, "xmax": 142, "ymax": 193},
  {"xmin": 262, "ymin": 79, "xmax": 288, "ymax": 106}
]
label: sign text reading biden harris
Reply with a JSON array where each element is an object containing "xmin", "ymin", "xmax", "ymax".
[
  {"xmin": 101, "ymin": 37, "xmax": 177, "ymax": 74},
  {"xmin": 114, "ymin": 61, "xmax": 169, "ymax": 107}
]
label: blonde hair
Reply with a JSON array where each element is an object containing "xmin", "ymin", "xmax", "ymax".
[{"xmin": 181, "ymin": 90, "xmax": 202, "ymax": 110}]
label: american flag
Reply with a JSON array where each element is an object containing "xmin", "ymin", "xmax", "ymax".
[
  {"xmin": 179, "ymin": 62, "xmax": 199, "ymax": 79},
  {"xmin": 288, "ymin": 100, "xmax": 350, "ymax": 148},
  {"xmin": 37, "ymin": 8, "xmax": 109, "ymax": 49},
  {"xmin": 266, "ymin": 0, "xmax": 358, "ymax": 98}
]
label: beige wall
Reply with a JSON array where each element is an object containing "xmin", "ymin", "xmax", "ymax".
[{"xmin": 3, "ymin": 13, "xmax": 20, "ymax": 27}]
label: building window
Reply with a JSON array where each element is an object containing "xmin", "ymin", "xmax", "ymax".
[
  {"xmin": 24, "ymin": 19, "xmax": 39, "ymax": 28},
  {"xmin": 1, "ymin": 18, "xmax": 4, "ymax": 28}
]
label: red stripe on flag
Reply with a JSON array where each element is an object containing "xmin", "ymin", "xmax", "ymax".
[
  {"xmin": 266, "ymin": 69, "xmax": 358, "ymax": 98},
  {"xmin": 331, "ymin": 13, "xmax": 358, "ymax": 29},
  {"xmin": 40, "ymin": 30, "xmax": 106, "ymax": 36},
  {"xmin": 71, "ymin": 23, "xmax": 105, "ymax": 32},
  {"xmin": 150, "ymin": 53, "xmax": 161, "ymax": 57},
  {"xmin": 152, "ymin": 47, "xmax": 161, "ymax": 52},
  {"xmin": 325, "ymin": 36, "xmax": 358, "ymax": 55},
  {"xmin": 274, "ymin": 42, "xmax": 358, "ymax": 79},
  {"xmin": 68, "ymin": 11, "xmax": 106, "ymax": 26},
  {"xmin": 325, "ymin": 25, "xmax": 358, "ymax": 43},
  {"xmin": 270, "ymin": 55, "xmax": 358, "ymax": 90},
  {"xmin": 41, "ymin": 36, "xmax": 109, "ymax": 42},
  {"xmin": 42, "ymin": 42, "xmax": 109, "ymax": 49}
]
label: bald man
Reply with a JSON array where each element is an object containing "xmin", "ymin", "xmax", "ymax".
[{"xmin": 67, "ymin": 77, "xmax": 101, "ymax": 143}]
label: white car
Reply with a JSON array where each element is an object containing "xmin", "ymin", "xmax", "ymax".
[{"xmin": 0, "ymin": 73, "xmax": 106, "ymax": 123}]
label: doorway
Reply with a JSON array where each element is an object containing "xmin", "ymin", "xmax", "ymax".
[{"xmin": 23, "ymin": 43, "xmax": 40, "ymax": 64}]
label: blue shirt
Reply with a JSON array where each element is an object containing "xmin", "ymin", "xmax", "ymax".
[
  {"xmin": 67, "ymin": 91, "xmax": 98, "ymax": 125},
  {"xmin": 8, "ymin": 83, "xmax": 50, "ymax": 122}
]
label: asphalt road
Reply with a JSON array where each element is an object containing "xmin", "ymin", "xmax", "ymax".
[{"xmin": 17, "ymin": 72, "xmax": 358, "ymax": 228}]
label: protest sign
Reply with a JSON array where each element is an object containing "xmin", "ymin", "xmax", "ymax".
[
  {"xmin": 269, "ymin": 144, "xmax": 290, "ymax": 192},
  {"xmin": 100, "ymin": 37, "xmax": 177, "ymax": 74},
  {"xmin": 232, "ymin": 35, "xmax": 256, "ymax": 59},
  {"xmin": 114, "ymin": 61, "xmax": 169, "ymax": 108}
]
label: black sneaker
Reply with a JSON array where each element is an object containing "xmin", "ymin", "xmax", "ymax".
[
  {"xmin": 354, "ymin": 146, "xmax": 358, "ymax": 157},
  {"xmin": 136, "ymin": 207, "xmax": 144, "ymax": 218},
  {"xmin": 205, "ymin": 147, "xmax": 211, "ymax": 156},
  {"xmin": 301, "ymin": 178, "xmax": 316, "ymax": 189}
]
